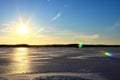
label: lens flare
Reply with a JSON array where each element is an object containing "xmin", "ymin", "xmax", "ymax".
[
  {"xmin": 104, "ymin": 52, "xmax": 114, "ymax": 58},
  {"xmin": 79, "ymin": 42, "xmax": 83, "ymax": 48}
]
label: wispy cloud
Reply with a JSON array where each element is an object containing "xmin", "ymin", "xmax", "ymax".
[
  {"xmin": 75, "ymin": 34, "xmax": 99, "ymax": 39},
  {"xmin": 112, "ymin": 23, "xmax": 120, "ymax": 29},
  {"xmin": 107, "ymin": 21, "xmax": 120, "ymax": 31},
  {"xmin": 0, "ymin": 21, "xmax": 17, "ymax": 32},
  {"xmin": 43, "ymin": 27, "xmax": 99, "ymax": 40},
  {"xmin": 51, "ymin": 10, "xmax": 63, "ymax": 21},
  {"xmin": 109, "ymin": 23, "xmax": 120, "ymax": 30},
  {"xmin": 35, "ymin": 26, "xmax": 100, "ymax": 44},
  {"xmin": 0, "ymin": 28, "xmax": 11, "ymax": 32}
]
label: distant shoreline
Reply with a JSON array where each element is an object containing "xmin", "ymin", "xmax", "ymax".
[{"xmin": 0, "ymin": 44, "xmax": 120, "ymax": 47}]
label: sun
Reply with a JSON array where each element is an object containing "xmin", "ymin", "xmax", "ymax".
[{"xmin": 18, "ymin": 24, "xmax": 28, "ymax": 34}]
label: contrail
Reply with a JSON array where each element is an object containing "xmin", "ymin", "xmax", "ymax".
[
  {"xmin": 23, "ymin": 27, "xmax": 45, "ymax": 41},
  {"xmin": 29, "ymin": 27, "xmax": 45, "ymax": 38},
  {"xmin": 51, "ymin": 10, "xmax": 63, "ymax": 21}
]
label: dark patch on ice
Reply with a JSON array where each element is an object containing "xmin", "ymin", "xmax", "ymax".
[
  {"xmin": 86, "ymin": 56, "xmax": 120, "ymax": 60},
  {"xmin": 33, "ymin": 76, "xmax": 91, "ymax": 80},
  {"xmin": 0, "ymin": 77, "xmax": 8, "ymax": 80}
]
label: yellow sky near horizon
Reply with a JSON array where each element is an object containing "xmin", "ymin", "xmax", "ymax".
[{"xmin": 0, "ymin": 33, "xmax": 118, "ymax": 45}]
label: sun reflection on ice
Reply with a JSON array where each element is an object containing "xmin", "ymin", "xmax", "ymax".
[{"xmin": 12, "ymin": 48, "xmax": 30, "ymax": 73}]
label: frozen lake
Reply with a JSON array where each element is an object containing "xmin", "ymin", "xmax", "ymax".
[{"xmin": 0, "ymin": 47, "xmax": 120, "ymax": 80}]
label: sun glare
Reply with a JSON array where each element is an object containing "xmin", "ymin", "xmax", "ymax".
[{"xmin": 18, "ymin": 24, "xmax": 28, "ymax": 34}]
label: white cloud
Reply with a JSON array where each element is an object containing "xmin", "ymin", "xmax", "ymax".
[{"xmin": 51, "ymin": 10, "xmax": 63, "ymax": 21}]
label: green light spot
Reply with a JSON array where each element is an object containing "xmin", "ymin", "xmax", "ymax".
[{"xmin": 79, "ymin": 42, "xmax": 83, "ymax": 48}]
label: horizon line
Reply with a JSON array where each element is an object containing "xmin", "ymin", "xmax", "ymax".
[{"xmin": 0, "ymin": 44, "xmax": 120, "ymax": 47}]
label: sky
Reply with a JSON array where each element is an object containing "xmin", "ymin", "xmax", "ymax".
[{"xmin": 0, "ymin": 0, "xmax": 120, "ymax": 45}]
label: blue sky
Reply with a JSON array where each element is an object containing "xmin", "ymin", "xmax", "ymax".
[{"xmin": 0, "ymin": 0, "xmax": 120, "ymax": 45}]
